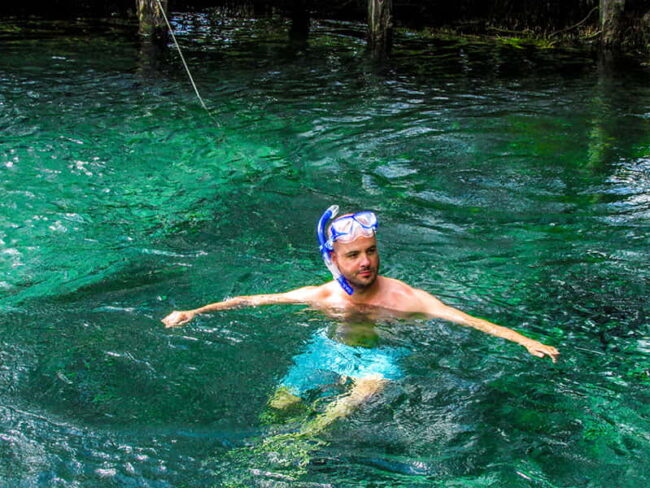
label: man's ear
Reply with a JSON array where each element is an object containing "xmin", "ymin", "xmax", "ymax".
[{"xmin": 330, "ymin": 250, "xmax": 338, "ymax": 264}]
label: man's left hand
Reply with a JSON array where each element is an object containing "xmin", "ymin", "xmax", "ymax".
[{"xmin": 524, "ymin": 340, "xmax": 560, "ymax": 363}]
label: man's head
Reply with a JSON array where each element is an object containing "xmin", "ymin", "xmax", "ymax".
[
  {"xmin": 316, "ymin": 206, "xmax": 380, "ymax": 295},
  {"xmin": 327, "ymin": 212, "xmax": 380, "ymax": 290}
]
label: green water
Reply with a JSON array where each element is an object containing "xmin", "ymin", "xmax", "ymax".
[{"xmin": 1, "ymin": 13, "xmax": 649, "ymax": 488}]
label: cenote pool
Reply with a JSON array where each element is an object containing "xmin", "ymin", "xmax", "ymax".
[{"xmin": 1, "ymin": 12, "xmax": 649, "ymax": 488}]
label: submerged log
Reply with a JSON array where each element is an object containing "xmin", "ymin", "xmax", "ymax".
[
  {"xmin": 137, "ymin": 0, "xmax": 169, "ymax": 42},
  {"xmin": 367, "ymin": 0, "xmax": 393, "ymax": 58}
]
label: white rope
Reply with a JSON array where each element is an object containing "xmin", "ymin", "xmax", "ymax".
[{"xmin": 154, "ymin": 0, "xmax": 210, "ymax": 112}]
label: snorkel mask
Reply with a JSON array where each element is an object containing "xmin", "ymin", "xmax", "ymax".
[{"xmin": 316, "ymin": 205, "xmax": 378, "ymax": 295}]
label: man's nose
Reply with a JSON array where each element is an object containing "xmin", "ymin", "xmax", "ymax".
[{"xmin": 359, "ymin": 253, "xmax": 371, "ymax": 267}]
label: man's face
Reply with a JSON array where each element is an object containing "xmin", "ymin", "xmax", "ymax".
[{"xmin": 331, "ymin": 236, "xmax": 380, "ymax": 290}]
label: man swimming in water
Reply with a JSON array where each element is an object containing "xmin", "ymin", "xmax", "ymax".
[{"xmin": 162, "ymin": 206, "xmax": 559, "ymax": 430}]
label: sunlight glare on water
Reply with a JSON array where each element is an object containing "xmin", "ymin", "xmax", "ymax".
[{"xmin": 0, "ymin": 12, "xmax": 649, "ymax": 488}]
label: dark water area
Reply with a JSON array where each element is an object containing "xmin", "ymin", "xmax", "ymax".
[{"xmin": 1, "ymin": 12, "xmax": 649, "ymax": 488}]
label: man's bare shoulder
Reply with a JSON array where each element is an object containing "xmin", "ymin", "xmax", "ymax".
[
  {"xmin": 382, "ymin": 277, "xmax": 441, "ymax": 298},
  {"xmin": 379, "ymin": 276, "xmax": 419, "ymax": 295},
  {"xmin": 377, "ymin": 276, "xmax": 443, "ymax": 314},
  {"xmin": 283, "ymin": 282, "xmax": 337, "ymax": 303}
]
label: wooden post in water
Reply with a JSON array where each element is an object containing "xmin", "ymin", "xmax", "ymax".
[
  {"xmin": 367, "ymin": 0, "xmax": 393, "ymax": 58},
  {"xmin": 136, "ymin": 0, "xmax": 168, "ymax": 77},
  {"xmin": 137, "ymin": 0, "xmax": 169, "ymax": 42},
  {"xmin": 600, "ymin": 0, "xmax": 626, "ymax": 47}
]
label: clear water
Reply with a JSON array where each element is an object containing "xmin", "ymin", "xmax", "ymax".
[{"xmin": 1, "ymin": 13, "xmax": 649, "ymax": 488}]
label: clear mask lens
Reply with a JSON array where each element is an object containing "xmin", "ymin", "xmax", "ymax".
[
  {"xmin": 329, "ymin": 212, "xmax": 377, "ymax": 244},
  {"xmin": 352, "ymin": 211, "xmax": 377, "ymax": 227}
]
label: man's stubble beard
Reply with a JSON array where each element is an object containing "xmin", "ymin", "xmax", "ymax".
[{"xmin": 345, "ymin": 259, "xmax": 380, "ymax": 291}]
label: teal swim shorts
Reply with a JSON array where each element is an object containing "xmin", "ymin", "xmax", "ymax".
[{"xmin": 279, "ymin": 328, "xmax": 409, "ymax": 398}]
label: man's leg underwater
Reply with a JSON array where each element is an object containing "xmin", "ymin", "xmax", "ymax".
[
  {"xmin": 304, "ymin": 374, "xmax": 388, "ymax": 434},
  {"xmin": 240, "ymin": 375, "xmax": 388, "ymax": 481}
]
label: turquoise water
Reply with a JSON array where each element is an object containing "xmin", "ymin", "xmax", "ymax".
[{"xmin": 1, "ymin": 13, "xmax": 649, "ymax": 487}]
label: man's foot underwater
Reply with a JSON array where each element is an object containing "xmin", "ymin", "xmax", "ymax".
[{"xmin": 260, "ymin": 388, "xmax": 312, "ymax": 425}]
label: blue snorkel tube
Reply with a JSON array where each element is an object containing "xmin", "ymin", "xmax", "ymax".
[{"xmin": 317, "ymin": 205, "xmax": 354, "ymax": 295}]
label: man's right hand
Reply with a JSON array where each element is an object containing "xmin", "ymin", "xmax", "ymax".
[{"xmin": 162, "ymin": 310, "xmax": 196, "ymax": 328}]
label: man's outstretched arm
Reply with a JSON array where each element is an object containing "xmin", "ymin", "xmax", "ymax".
[
  {"xmin": 415, "ymin": 289, "xmax": 560, "ymax": 362},
  {"xmin": 161, "ymin": 286, "xmax": 319, "ymax": 328}
]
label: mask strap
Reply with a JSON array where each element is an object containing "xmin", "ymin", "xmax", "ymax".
[{"xmin": 317, "ymin": 206, "xmax": 354, "ymax": 295}]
